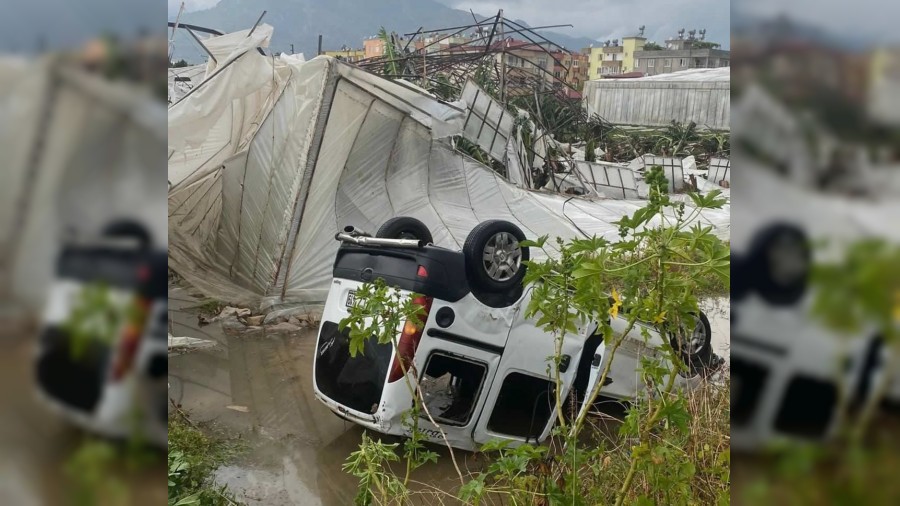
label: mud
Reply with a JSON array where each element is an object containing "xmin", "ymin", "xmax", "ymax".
[
  {"xmin": 168, "ymin": 289, "xmax": 481, "ymax": 505},
  {"xmin": 0, "ymin": 334, "xmax": 166, "ymax": 505}
]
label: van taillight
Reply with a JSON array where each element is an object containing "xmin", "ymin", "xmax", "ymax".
[{"xmin": 388, "ymin": 295, "xmax": 432, "ymax": 383}]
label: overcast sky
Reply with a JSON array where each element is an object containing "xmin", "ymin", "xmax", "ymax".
[
  {"xmin": 444, "ymin": 0, "xmax": 729, "ymax": 48},
  {"xmin": 734, "ymin": 0, "xmax": 900, "ymax": 45},
  {"xmin": 168, "ymin": 0, "xmax": 731, "ymax": 48}
]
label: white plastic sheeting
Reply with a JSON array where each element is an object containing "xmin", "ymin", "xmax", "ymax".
[
  {"xmin": 1, "ymin": 58, "xmax": 167, "ymax": 310},
  {"xmin": 583, "ymin": 67, "xmax": 730, "ymax": 130},
  {"xmin": 168, "ymin": 29, "xmax": 729, "ymax": 309},
  {"xmin": 461, "ymin": 80, "xmax": 514, "ymax": 162}
]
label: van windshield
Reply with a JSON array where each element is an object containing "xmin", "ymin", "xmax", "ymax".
[{"xmin": 315, "ymin": 321, "xmax": 393, "ymax": 414}]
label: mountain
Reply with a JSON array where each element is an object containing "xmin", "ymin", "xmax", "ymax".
[
  {"xmin": 732, "ymin": 10, "xmax": 874, "ymax": 52},
  {"xmin": 170, "ymin": 0, "xmax": 597, "ymax": 62}
]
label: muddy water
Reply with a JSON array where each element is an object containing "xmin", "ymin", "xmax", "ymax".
[
  {"xmin": 168, "ymin": 297, "xmax": 479, "ymax": 505},
  {"xmin": 0, "ymin": 334, "xmax": 167, "ymax": 506}
]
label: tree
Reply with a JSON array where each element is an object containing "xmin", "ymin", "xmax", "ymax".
[
  {"xmin": 170, "ymin": 59, "xmax": 188, "ymax": 68},
  {"xmin": 643, "ymin": 41, "xmax": 663, "ymax": 51},
  {"xmin": 692, "ymin": 41, "xmax": 720, "ymax": 49}
]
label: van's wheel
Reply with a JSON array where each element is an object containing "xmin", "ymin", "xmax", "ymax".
[
  {"xmin": 463, "ymin": 220, "xmax": 529, "ymax": 292},
  {"xmin": 749, "ymin": 223, "xmax": 810, "ymax": 306},
  {"xmin": 376, "ymin": 217, "xmax": 433, "ymax": 244},
  {"xmin": 670, "ymin": 311, "xmax": 713, "ymax": 377},
  {"xmin": 102, "ymin": 220, "xmax": 151, "ymax": 249}
]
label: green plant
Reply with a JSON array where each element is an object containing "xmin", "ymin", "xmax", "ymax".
[
  {"xmin": 514, "ymin": 165, "xmax": 728, "ymax": 504},
  {"xmin": 168, "ymin": 414, "xmax": 243, "ymax": 506},
  {"xmin": 63, "ymin": 283, "xmax": 142, "ymax": 360},
  {"xmin": 585, "ymin": 138, "xmax": 597, "ymax": 162},
  {"xmin": 340, "ymin": 280, "xmax": 462, "ymax": 504},
  {"xmin": 338, "ymin": 171, "xmax": 730, "ymax": 504},
  {"xmin": 378, "ymin": 27, "xmax": 401, "ymax": 78}
]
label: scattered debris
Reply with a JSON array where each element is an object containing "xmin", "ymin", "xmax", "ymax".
[
  {"xmin": 243, "ymin": 315, "xmax": 265, "ymax": 326},
  {"xmin": 266, "ymin": 322, "xmax": 303, "ymax": 334},
  {"xmin": 168, "ymin": 334, "xmax": 216, "ymax": 350}
]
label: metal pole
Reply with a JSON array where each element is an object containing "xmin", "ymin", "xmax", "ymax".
[
  {"xmin": 318, "ymin": 35, "xmax": 323, "ymax": 56},
  {"xmin": 169, "ymin": 2, "xmax": 185, "ymax": 61},
  {"xmin": 247, "ymin": 10, "xmax": 267, "ymax": 37},
  {"xmin": 499, "ymin": 9, "xmax": 505, "ymax": 104},
  {"xmin": 185, "ymin": 27, "xmax": 217, "ymax": 64}
]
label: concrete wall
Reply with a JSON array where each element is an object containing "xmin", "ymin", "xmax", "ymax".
[{"xmin": 583, "ymin": 78, "xmax": 730, "ymax": 130}]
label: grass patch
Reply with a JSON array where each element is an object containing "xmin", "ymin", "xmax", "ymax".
[{"xmin": 168, "ymin": 413, "xmax": 244, "ymax": 506}]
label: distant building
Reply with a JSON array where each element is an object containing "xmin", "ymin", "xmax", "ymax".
[
  {"xmin": 552, "ymin": 50, "xmax": 588, "ymax": 92},
  {"xmin": 412, "ymin": 33, "xmax": 473, "ymax": 54},
  {"xmin": 868, "ymin": 47, "xmax": 900, "ymax": 126},
  {"xmin": 586, "ymin": 35, "xmax": 646, "ymax": 79},
  {"xmin": 323, "ymin": 47, "xmax": 366, "ymax": 63},
  {"xmin": 363, "ymin": 37, "xmax": 385, "ymax": 59},
  {"xmin": 633, "ymin": 34, "xmax": 729, "ymax": 77}
]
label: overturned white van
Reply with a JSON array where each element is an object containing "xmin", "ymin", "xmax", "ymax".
[{"xmin": 313, "ymin": 217, "xmax": 716, "ymax": 451}]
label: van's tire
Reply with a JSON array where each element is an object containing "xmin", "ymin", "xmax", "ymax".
[
  {"xmin": 670, "ymin": 311, "xmax": 713, "ymax": 377},
  {"xmin": 102, "ymin": 220, "xmax": 151, "ymax": 249},
  {"xmin": 749, "ymin": 223, "xmax": 810, "ymax": 306},
  {"xmin": 731, "ymin": 253, "xmax": 750, "ymax": 301},
  {"xmin": 376, "ymin": 217, "xmax": 433, "ymax": 244},
  {"xmin": 463, "ymin": 220, "xmax": 529, "ymax": 293}
]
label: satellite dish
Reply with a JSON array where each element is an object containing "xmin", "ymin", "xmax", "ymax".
[
  {"xmin": 612, "ymin": 38, "xmax": 618, "ymax": 46},
  {"xmin": 638, "ymin": 25, "xmax": 645, "ymax": 37},
  {"xmin": 678, "ymin": 28, "xmax": 685, "ymax": 39}
]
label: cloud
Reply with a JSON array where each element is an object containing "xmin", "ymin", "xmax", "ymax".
[
  {"xmin": 734, "ymin": 0, "xmax": 900, "ymax": 44},
  {"xmin": 168, "ymin": 0, "xmax": 221, "ymax": 17},
  {"xmin": 446, "ymin": 0, "xmax": 729, "ymax": 47}
]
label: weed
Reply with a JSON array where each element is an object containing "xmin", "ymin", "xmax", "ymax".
[{"xmin": 168, "ymin": 414, "xmax": 244, "ymax": 506}]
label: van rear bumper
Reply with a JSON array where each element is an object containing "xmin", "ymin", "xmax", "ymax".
[{"xmin": 314, "ymin": 389, "xmax": 394, "ymax": 433}]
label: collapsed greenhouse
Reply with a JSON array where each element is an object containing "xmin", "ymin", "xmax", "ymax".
[{"xmin": 167, "ymin": 25, "xmax": 730, "ymax": 309}]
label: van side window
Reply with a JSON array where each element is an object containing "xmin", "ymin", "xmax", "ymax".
[
  {"xmin": 420, "ymin": 352, "xmax": 487, "ymax": 426},
  {"xmin": 487, "ymin": 372, "xmax": 556, "ymax": 440}
]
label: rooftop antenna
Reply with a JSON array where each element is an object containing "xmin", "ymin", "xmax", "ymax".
[
  {"xmin": 678, "ymin": 28, "xmax": 685, "ymax": 39},
  {"xmin": 688, "ymin": 29, "xmax": 696, "ymax": 40},
  {"xmin": 638, "ymin": 25, "xmax": 645, "ymax": 37},
  {"xmin": 605, "ymin": 39, "xmax": 611, "ymax": 47},
  {"xmin": 699, "ymin": 28, "xmax": 707, "ymax": 41}
]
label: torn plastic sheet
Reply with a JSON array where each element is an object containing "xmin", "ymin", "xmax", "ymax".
[
  {"xmin": 461, "ymin": 79, "xmax": 514, "ymax": 161},
  {"xmin": 168, "ymin": 33, "xmax": 729, "ymax": 310}
]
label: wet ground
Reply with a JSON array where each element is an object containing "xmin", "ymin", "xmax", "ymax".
[
  {"xmin": 0, "ymin": 328, "xmax": 167, "ymax": 505},
  {"xmin": 168, "ymin": 288, "xmax": 730, "ymax": 505},
  {"xmin": 169, "ymin": 288, "xmax": 487, "ymax": 505}
]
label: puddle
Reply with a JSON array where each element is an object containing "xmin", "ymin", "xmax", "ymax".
[
  {"xmin": 168, "ymin": 291, "xmax": 479, "ymax": 505},
  {"xmin": 0, "ymin": 334, "xmax": 166, "ymax": 505}
]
